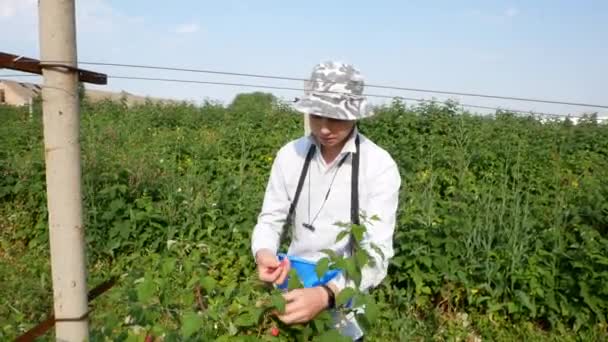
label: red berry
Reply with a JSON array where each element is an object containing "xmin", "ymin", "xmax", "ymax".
[
  {"xmin": 144, "ymin": 334, "xmax": 154, "ymax": 342},
  {"xmin": 271, "ymin": 327, "xmax": 279, "ymax": 337}
]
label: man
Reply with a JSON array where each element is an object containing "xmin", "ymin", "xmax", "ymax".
[{"xmin": 251, "ymin": 61, "xmax": 401, "ymax": 340}]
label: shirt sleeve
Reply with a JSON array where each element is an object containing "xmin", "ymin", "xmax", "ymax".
[
  {"xmin": 329, "ymin": 159, "xmax": 401, "ymax": 293},
  {"xmin": 251, "ymin": 151, "xmax": 291, "ymax": 257}
]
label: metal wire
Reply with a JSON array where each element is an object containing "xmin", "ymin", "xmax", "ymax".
[{"xmin": 5, "ymin": 59, "xmax": 608, "ymax": 109}]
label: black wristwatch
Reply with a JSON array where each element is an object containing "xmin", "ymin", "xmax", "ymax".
[{"xmin": 320, "ymin": 284, "xmax": 335, "ymax": 309}]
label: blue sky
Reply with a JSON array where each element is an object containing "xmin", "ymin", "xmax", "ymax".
[{"xmin": 1, "ymin": 0, "xmax": 607, "ymax": 116}]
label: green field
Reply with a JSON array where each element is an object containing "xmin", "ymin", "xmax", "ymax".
[{"xmin": 1, "ymin": 94, "xmax": 607, "ymax": 341}]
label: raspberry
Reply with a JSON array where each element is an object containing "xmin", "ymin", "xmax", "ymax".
[{"xmin": 271, "ymin": 326, "xmax": 280, "ymax": 337}]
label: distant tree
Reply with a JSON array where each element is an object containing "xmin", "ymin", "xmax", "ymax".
[
  {"xmin": 77, "ymin": 81, "xmax": 91, "ymax": 109},
  {"xmin": 228, "ymin": 92, "xmax": 277, "ymax": 117},
  {"xmin": 77, "ymin": 82, "xmax": 85, "ymax": 100}
]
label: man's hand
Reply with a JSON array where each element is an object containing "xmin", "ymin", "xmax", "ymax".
[
  {"xmin": 255, "ymin": 249, "xmax": 290, "ymax": 285},
  {"xmin": 276, "ymin": 287, "xmax": 330, "ymax": 324}
]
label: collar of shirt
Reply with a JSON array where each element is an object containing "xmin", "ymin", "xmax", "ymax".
[{"xmin": 306, "ymin": 126, "xmax": 359, "ymax": 170}]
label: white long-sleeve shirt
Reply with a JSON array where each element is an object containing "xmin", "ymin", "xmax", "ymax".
[{"xmin": 251, "ymin": 128, "xmax": 401, "ymax": 294}]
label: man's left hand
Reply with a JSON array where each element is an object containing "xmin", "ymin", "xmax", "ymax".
[{"xmin": 276, "ymin": 287, "xmax": 329, "ymax": 324}]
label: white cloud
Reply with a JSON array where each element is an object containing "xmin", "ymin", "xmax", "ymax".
[
  {"xmin": 465, "ymin": 7, "xmax": 520, "ymax": 22},
  {"xmin": 77, "ymin": 0, "xmax": 146, "ymax": 35},
  {"xmin": 0, "ymin": 0, "xmax": 146, "ymax": 48},
  {"xmin": 0, "ymin": 0, "xmax": 36, "ymax": 19},
  {"xmin": 173, "ymin": 23, "xmax": 200, "ymax": 34},
  {"xmin": 505, "ymin": 7, "xmax": 519, "ymax": 18},
  {"xmin": 0, "ymin": 4, "xmax": 15, "ymax": 18},
  {"xmin": 0, "ymin": 0, "xmax": 38, "ymax": 45}
]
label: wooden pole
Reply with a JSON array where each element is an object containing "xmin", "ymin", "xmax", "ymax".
[{"xmin": 39, "ymin": 0, "xmax": 89, "ymax": 340}]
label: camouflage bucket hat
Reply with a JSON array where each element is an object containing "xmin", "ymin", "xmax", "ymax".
[{"xmin": 293, "ymin": 61, "xmax": 373, "ymax": 120}]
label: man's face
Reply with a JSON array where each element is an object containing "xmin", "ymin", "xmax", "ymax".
[{"xmin": 309, "ymin": 114, "xmax": 356, "ymax": 147}]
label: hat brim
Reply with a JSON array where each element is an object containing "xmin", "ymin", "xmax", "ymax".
[{"xmin": 292, "ymin": 94, "xmax": 373, "ymax": 121}]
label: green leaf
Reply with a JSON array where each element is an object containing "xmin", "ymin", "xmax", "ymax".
[
  {"xmin": 152, "ymin": 325, "xmax": 166, "ymax": 337},
  {"xmin": 363, "ymin": 296, "xmax": 379, "ymax": 323},
  {"xmin": 317, "ymin": 329, "xmax": 351, "ymax": 342},
  {"xmin": 579, "ymin": 282, "xmax": 604, "ymax": 320},
  {"xmin": 208, "ymin": 308, "xmax": 219, "ymax": 320},
  {"xmin": 187, "ymin": 274, "xmax": 199, "ymax": 288},
  {"xmin": 316, "ymin": 258, "xmax": 330, "ymax": 278},
  {"xmin": 419, "ymin": 255, "xmax": 432, "ymax": 269},
  {"xmin": 125, "ymin": 333, "xmax": 139, "ymax": 342},
  {"xmin": 357, "ymin": 314, "xmax": 372, "ymax": 333},
  {"xmin": 355, "ymin": 249, "xmax": 369, "ymax": 269},
  {"xmin": 288, "ymin": 269, "xmax": 303, "ymax": 290},
  {"xmin": 301, "ymin": 326, "xmax": 314, "ymax": 341},
  {"xmin": 488, "ymin": 302, "xmax": 505, "ymax": 313},
  {"xmin": 515, "ymin": 290, "xmax": 536, "ymax": 317},
  {"xmin": 200, "ymin": 276, "xmax": 216, "ymax": 293},
  {"xmin": 161, "ymin": 258, "xmax": 176, "ymax": 275},
  {"xmin": 335, "ymin": 230, "xmax": 350, "ymax": 243},
  {"xmin": 321, "ymin": 249, "xmax": 338, "ymax": 261},
  {"xmin": 181, "ymin": 311, "xmax": 202, "ymax": 338},
  {"xmin": 507, "ymin": 301, "xmax": 519, "ymax": 313},
  {"xmin": 181, "ymin": 291, "xmax": 194, "ymax": 306},
  {"xmin": 333, "ymin": 221, "xmax": 351, "ymax": 228},
  {"xmin": 334, "ymin": 257, "xmax": 348, "ymax": 273},
  {"xmin": 312, "ymin": 311, "xmax": 334, "ymax": 332},
  {"xmin": 345, "ymin": 258, "xmax": 360, "ymax": 285},
  {"xmin": 109, "ymin": 198, "xmax": 126, "ymax": 212},
  {"xmin": 313, "ymin": 316, "xmax": 326, "ymax": 333},
  {"xmin": 545, "ymin": 291, "xmax": 559, "ymax": 312},
  {"xmin": 223, "ymin": 283, "xmax": 236, "ymax": 299},
  {"xmin": 183, "ymin": 259, "xmax": 193, "ymax": 274},
  {"xmin": 410, "ymin": 267, "xmax": 424, "ymax": 294},
  {"xmin": 234, "ymin": 308, "xmax": 263, "ymax": 327},
  {"xmin": 227, "ymin": 323, "xmax": 238, "ymax": 336},
  {"xmin": 336, "ymin": 287, "xmax": 356, "ymax": 306},
  {"xmin": 271, "ymin": 293, "xmax": 286, "ymax": 313},
  {"xmin": 136, "ymin": 278, "xmax": 155, "ymax": 303},
  {"xmin": 591, "ymin": 254, "xmax": 608, "ymax": 266},
  {"xmin": 351, "ymin": 224, "xmax": 366, "ymax": 243},
  {"xmin": 116, "ymin": 221, "xmax": 131, "ymax": 240}
]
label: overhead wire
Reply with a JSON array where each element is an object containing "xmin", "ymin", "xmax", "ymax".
[
  {"xmin": 0, "ymin": 74, "xmax": 39, "ymax": 77},
  {"xmin": 0, "ymin": 72, "xmax": 595, "ymax": 118},
  {"xmin": 5, "ymin": 59, "xmax": 608, "ymax": 109},
  {"xmin": 106, "ymin": 75, "xmax": 574, "ymax": 118}
]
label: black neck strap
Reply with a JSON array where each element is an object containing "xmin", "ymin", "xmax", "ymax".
[
  {"xmin": 284, "ymin": 134, "xmax": 360, "ymax": 230},
  {"xmin": 351, "ymin": 135, "xmax": 360, "ymax": 225},
  {"xmin": 284, "ymin": 143, "xmax": 316, "ymax": 229}
]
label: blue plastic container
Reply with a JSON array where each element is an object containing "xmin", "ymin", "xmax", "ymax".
[{"xmin": 276, "ymin": 253, "xmax": 341, "ymax": 290}]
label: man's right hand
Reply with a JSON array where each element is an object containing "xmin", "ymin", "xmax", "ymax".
[{"xmin": 255, "ymin": 249, "xmax": 291, "ymax": 285}]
